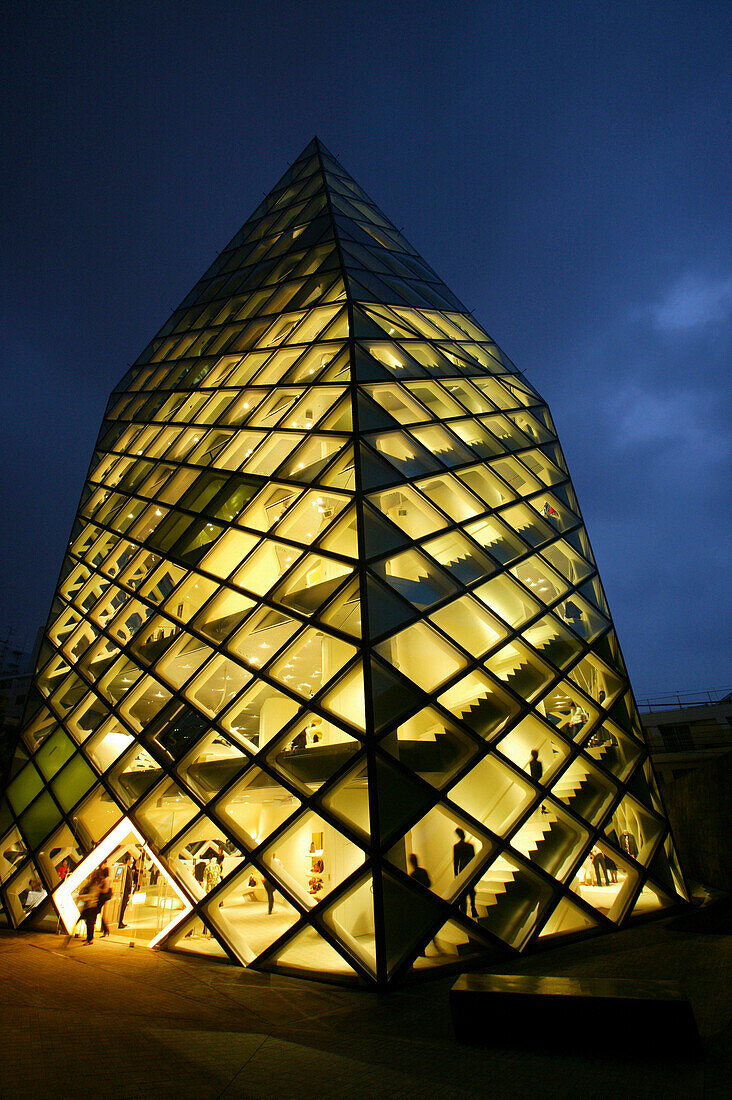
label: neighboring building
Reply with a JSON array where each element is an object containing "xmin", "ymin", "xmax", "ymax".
[
  {"xmin": 0, "ymin": 139, "xmax": 686, "ymax": 988},
  {"xmin": 0, "ymin": 651, "xmax": 34, "ymax": 791},
  {"xmin": 640, "ymin": 690, "xmax": 732, "ymax": 787},
  {"xmin": 0, "ymin": 670, "xmax": 32, "ymax": 731},
  {"xmin": 0, "ymin": 631, "xmax": 45, "ymax": 791},
  {"xmin": 639, "ymin": 691, "xmax": 732, "ymax": 893},
  {"xmin": 0, "ymin": 634, "xmax": 28, "ymax": 678}
]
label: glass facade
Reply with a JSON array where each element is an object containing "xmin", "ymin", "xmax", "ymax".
[{"xmin": 0, "ymin": 138, "xmax": 687, "ymax": 986}]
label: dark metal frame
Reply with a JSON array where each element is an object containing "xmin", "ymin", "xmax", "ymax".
[{"xmin": 0, "ymin": 139, "xmax": 689, "ymax": 989}]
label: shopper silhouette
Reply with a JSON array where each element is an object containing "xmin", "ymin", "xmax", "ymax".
[
  {"xmin": 453, "ymin": 828, "xmax": 478, "ymax": 918},
  {"xmin": 408, "ymin": 852, "xmax": 431, "ymax": 890},
  {"xmin": 527, "ymin": 748, "xmax": 543, "ymax": 783},
  {"xmin": 409, "ymin": 854, "xmax": 437, "ymax": 954},
  {"xmin": 97, "ymin": 860, "xmax": 112, "ymax": 938},
  {"xmin": 77, "ymin": 869, "xmax": 102, "ymax": 945},
  {"xmin": 527, "ymin": 749, "xmax": 549, "ymax": 813},
  {"xmin": 604, "ymin": 854, "xmax": 618, "ymax": 883},
  {"xmin": 591, "ymin": 848, "xmax": 609, "ymax": 887},
  {"xmin": 263, "ymin": 875, "xmax": 276, "ymax": 915},
  {"xmin": 118, "ymin": 854, "xmax": 135, "ymax": 929},
  {"xmin": 567, "ymin": 703, "xmax": 588, "ymax": 734}
]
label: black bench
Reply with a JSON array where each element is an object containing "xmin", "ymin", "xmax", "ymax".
[{"xmin": 450, "ymin": 973, "xmax": 699, "ymax": 1053}]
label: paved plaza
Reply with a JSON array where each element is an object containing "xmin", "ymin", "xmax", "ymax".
[{"xmin": 0, "ymin": 900, "xmax": 729, "ymax": 1098}]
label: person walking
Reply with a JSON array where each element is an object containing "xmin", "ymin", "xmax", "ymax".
[
  {"xmin": 408, "ymin": 852, "xmax": 431, "ymax": 890},
  {"xmin": 97, "ymin": 861, "xmax": 113, "ymax": 938},
  {"xmin": 453, "ymin": 828, "xmax": 478, "ymax": 918},
  {"xmin": 77, "ymin": 870, "xmax": 102, "ymax": 945},
  {"xmin": 567, "ymin": 703, "xmax": 588, "ymax": 736},
  {"xmin": 409, "ymin": 854, "xmax": 436, "ymax": 953},
  {"xmin": 527, "ymin": 749, "xmax": 549, "ymax": 813},
  {"xmin": 604, "ymin": 854, "xmax": 618, "ymax": 884},
  {"xmin": 591, "ymin": 848, "xmax": 609, "ymax": 888},
  {"xmin": 527, "ymin": 748, "xmax": 544, "ymax": 784}
]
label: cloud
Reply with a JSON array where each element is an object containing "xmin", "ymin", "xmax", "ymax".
[
  {"xmin": 607, "ymin": 380, "xmax": 729, "ymax": 458},
  {"xmin": 652, "ymin": 271, "xmax": 732, "ymax": 332}
]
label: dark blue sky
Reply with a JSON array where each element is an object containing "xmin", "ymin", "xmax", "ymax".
[{"xmin": 1, "ymin": 1, "xmax": 730, "ymax": 697}]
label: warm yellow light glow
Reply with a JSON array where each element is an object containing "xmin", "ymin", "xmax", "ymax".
[{"xmin": 53, "ymin": 817, "xmax": 193, "ymax": 947}]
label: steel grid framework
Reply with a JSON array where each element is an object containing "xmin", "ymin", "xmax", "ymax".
[{"xmin": 0, "ymin": 139, "xmax": 687, "ymax": 988}]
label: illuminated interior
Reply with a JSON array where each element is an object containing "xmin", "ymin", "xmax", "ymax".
[
  {"xmin": 0, "ymin": 138, "xmax": 687, "ymax": 985},
  {"xmin": 54, "ymin": 818, "xmax": 191, "ymax": 945}
]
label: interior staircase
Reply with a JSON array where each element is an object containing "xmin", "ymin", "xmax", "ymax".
[
  {"xmin": 511, "ymin": 805, "xmax": 582, "ymax": 880},
  {"xmin": 392, "ymin": 727, "xmax": 466, "ymax": 775},
  {"xmin": 493, "ymin": 649, "xmax": 547, "ymax": 700},
  {"xmin": 432, "ymin": 545, "xmax": 487, "ymax": 584},
  {"xmin": 581, "ymin": 736, "xmax": 622, "ymax": 787},
  {"xmin": 450, "ymin": 690, "xmax": 508, "ymax": 739},
  {"xmin": 472, "ymin": 525, "xmax": 519, "ymax": 565},
  {"xmin": 380, "ymin": 445, "xmax": 430, "ymax": 478},
  {"xmin": 470, "ymin": 855, "xmax": 544, "ymax": 948},
  {"xmin": 382, "ymin": 565, "xmax": 452, "ymax": 609},
  {"xmin": 531, "ymin": 631, "xmax": 579, "ymax": 671},
  {"xmin": 511, "ymin": 517, "xmax": 548, "ymax": 548},
  {"xmin": 428, "ymin": 444, "xmax": 456, "ymax": 465},
  {"xmin": 474, "ymin": 856, "xmax": 517, "ymax": 911},
  {"xmin": 552, "ymin": 754, "xmax": 613, "ymax": 820},
  {"xmin": 511, "ymin": 814, "xmax": 555, "ymax": 862},
  {"xmin": 290, "ymin": 453, "xmax": 336, "ymax": 481},
  {"xmin": 278, "ymin": 575, "xmax": 346, "ymax": 615}
]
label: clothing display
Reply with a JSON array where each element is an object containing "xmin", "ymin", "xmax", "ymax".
[
  {"xmin": 204, "ymin": 860, "xmax": 222, "ymax": 893},
  {"xmin": 620, "ymin": 832, "xmax": 638, "ymax": 858}
]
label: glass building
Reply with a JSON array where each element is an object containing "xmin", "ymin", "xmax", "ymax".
[{"xmin": 0, "ymin": 139, "xmax": 687, "ymax": 987}]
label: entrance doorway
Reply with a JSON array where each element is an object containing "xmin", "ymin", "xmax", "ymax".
[{"xmin": 54, "ymin": 818, "xmax": 192, "ymax": 946}]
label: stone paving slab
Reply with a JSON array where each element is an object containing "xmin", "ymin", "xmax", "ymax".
[{"xmin": 0, "ymin": 903, "xmax": 729, "ymax": 1099}]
